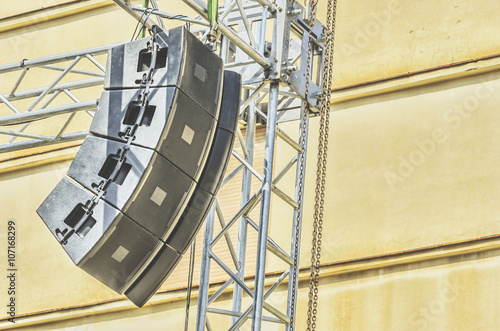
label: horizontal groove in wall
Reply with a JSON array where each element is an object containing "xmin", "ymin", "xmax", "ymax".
[{"xmin": 3, "ymin": 233, "xmax": 500, "ymax": 329}]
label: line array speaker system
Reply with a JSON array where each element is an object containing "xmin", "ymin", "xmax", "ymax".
[{"xmin": 37, "ymin": 25, "xmax": 241, "ymax": 307}]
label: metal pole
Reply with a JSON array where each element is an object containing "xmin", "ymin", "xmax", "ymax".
[
  {"xmin": 0, "ymin": 44, "xmax": 121, "ymax": 74},
  {"xmin": 231, "ymin": 87, "xmax": 256, "ymax": 325},
  {"xmin": 0, "ymin": 131, "xmax": 88, "ymax": 153},
  {"xmin": 2, "ymin": 78, "xmax": 103, "ymax": 103},
  {"xmin": 112, "ymin": 0, "xmax": 154, "ymax": 30},
  {"xmin": 180, "ymin": 0, "xmax": 271, "ymax": 69},
  {"xmin": 131, "ymin": 5, "xmax": 210, "ymax": 26},
  {"xmin": 196, "ymin": 204, "xmax": 216, "ymax": 331},
  {"xmin": 286, "ymin": 102, "xmax": 309, "ymax": 331},
  {"xmin": 252, "ymin": 82, "xmax": 279, "ymax": 330},
  {"xmin": 0, "ymin": 100, "xmax": 97, "ymax": 126},
  {"xmin": 254, "ymin": 0, "xmax": 276, "ymax": 12}
]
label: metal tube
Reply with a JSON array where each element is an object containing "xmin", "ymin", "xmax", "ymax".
[
  {"xmin": 55, "ymin": 113, "xmax": 76, "ymax": 140},
  {"xmin": 272, "ymin": 184, "xmax": 299, "ymax": 209},
  {"xmin": 219, "ymin": 22, "xmax": 271, "ymax": 68},
  {"xmin": 0, "ymin": 130, "xmax": 52, "ymax": 141},
  {"xmin": 84, "ymin": 54, "xmax": 106, "ymax": 72},
  {"xmin": 39, "ymin": 90, "xmax": 62, "ymax": 111},
  {"xmin": 148, "ymin": 0, "xmax": 166, "ymax": 29},
  {"xmin": 41, "ymin": 65, "xmax": 105, "ymax": 77},
  {"xmin": 240, "ymin": 82, "xmax": 267, "ymax": 114},
  {"xmin": 230, "ymin": 270, "xmax": 290, "ymax": 330},
  {"xmin": 207, "ymin": 278, "xmax": 233, "ymax": 305},
  {"xmin": 181, "ymin": 0, "xmax": 271, "ymax": 68},
  {"xmin": 131, "ymin": 5, "xmax": 210, "ymax": 26},
  {"xmin": 266, "ymin": 239, "xmax": 294, "ymax": 267},
  {"xmin": 236, "ymin": 126, "xmax": 249, "ymax": 158},
  {"xmin": 0, "ymin": 131, "xmax": 88, "ymax": 153},
  {"xmin": 182, "ymin": 0, "xmax": 208, "ymax": 17},
  {"xmin": 196, "ymin": 204, "xmax": 216, "ymax": 331},
  {"xmin": 209, "ymin": 251, "xmax": 253, "ymax": 297},
  {"xmin": 263, "ymin": 301, "xmax": 291, "ymax": 325},
  {"xmin": 207, "ymin": 308, "xmax": 282, "ymax": 324},
  {"xmin": 246, "ymin": 217, "xmax": 293, "ymax": 266},
  {"xmin": 0, "ymin": 44, "xmax": 120, "ymax": 74},
  {"xmin": 219, "ymin": 1, "xmax": 237, "ymax": 21},
  {"xmin": 210, "ymin": 188, "xmax": 262, "ymax": 248},
  {"xmin": 286, "ymin": 102, "xmax": 309, "ymax": 331},
  {"xmin": 4, "ymin": 78, "xmax": 103, "ymax": 102},
  {"xmin": 231, "ymin": 84, "xmax": 257, "ymax": 326},
  {"xmin": 112, "ymin": 0, "xmax": 154, "ymax": 29},
  {"xmin": 8, "ymin": 69, "xmax": 28, "ymax": 97},
  {"xmin": 62, "ymin": 89, "xmax": 81, "ymax": 103},
  {"xmin": 235, "ymin": 0, "xmax": 257, "ymax": 47},
  {"xmin": 254, "ymin": 0, "xmax": 276, "ymax": 12},
  {"xmin": 277, "ymin": 127, "xmax": 302, "ymax": 152},
  {"xmin": 26, "ymin": 56, "xmax": 82, "ymax": 112},
  {"xmin": 0, "ymin": 100, "xmax": 97, "ymax": 126},
  {"xmin": 252, "ymin": 82, "xmax": 279, "ymax": 330},
  {"xmin": 243, "ymin": 85, "xmax": 300, "ymax": 99},
  {"xmin": 231, "ymin": 150, "xmax": 263, "ymax": 182},
  {"xmin": 221, "ymin": 164, "xmax": 244, "ymax": 188},
  {"xmin": 54, "ymin": 89, "xmax": 82, "ymax": 139},
  {"xmin": 259, "ymin": 7, "xmax": 268, "ymax": 54},
  {"xmin": 273, "ymin": 155, "xmax": 298, "ymax": 185},
  {"xmin": 224, "ymin": 59, "xmax": 256, "ymax": 68},
  {"xmin": 215, "ymin": 201, "xmax": 240, "ymax": 270},
  {"xmin": 0, "ymin": 95, "xmax": 20, "ymax": 114}
]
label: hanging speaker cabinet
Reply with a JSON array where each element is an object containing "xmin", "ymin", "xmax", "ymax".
[{"xmin": 37, "ymin": 25, "xmax": 241, "ymax": 307}]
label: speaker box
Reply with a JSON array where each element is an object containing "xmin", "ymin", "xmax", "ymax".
[
  {"xmin": 104, "ymin": 26, "xmax": 223, "ymax": 118},
  {"xmin": 36, "ymin": 176, "xmax": 181, "ymax": 293},
  {"xmin": 37, "ymin": 24, "xmax": 239, "ymax": 308},
  {"xmin": 166, "ymin": 70, "xmax": 241, "ymax": 254},
  {"xmin": 90, "ymin": 87, "xmax": 216, "ymax": 181},
  {"xmin": 66, "ymin": 135, "xmax": 195, "ymax": 241},
  {"xmin": 126, "ymin": 70, "xmax": 242, "ymax": 307}
]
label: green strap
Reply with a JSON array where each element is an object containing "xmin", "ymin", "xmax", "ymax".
[
  {"xmin": 140, "ymin": 0, "xmax": 150, "ymax": 39},
  {"xmin": 207, "ymin": 0, "xmax": 218, "ymax": 25}
]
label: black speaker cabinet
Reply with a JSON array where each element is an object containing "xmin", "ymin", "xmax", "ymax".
[
  {"xmin": 37, "ymin": 23, "xmax": 240, "ymax": 308},
  {"xmin": 104, "ymin": 26, "xmax": 223, "ymax": 118},
  {"xmin": 36, "ymin": 176, "xmax": 181, "ymax": 294},
  {"xmin": 66, "ymin": 135, "xmax": 195, "ymax": 241},
  {"xmin": 90, "ymin": 87, "xmax": 216, "ymax": 181},
  {"xmin": 166, "ymin": 71, "xmax": 241, "ymax": 254},
  {"xmin": 127, "ymin": 70, "xmax": 241, "ymax": 307}
]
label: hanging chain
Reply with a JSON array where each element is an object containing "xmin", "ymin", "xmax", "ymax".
[
  {"xmin": 305, "ymin": 0, "xmax": 336, "ymax": 330},
  {"xmin": 57, "ymin": 27, "xmax": 161, "ymax": 245},
  {"xmin": 289, "ymin": 0, "xmax": 318, "ymax": 329}
]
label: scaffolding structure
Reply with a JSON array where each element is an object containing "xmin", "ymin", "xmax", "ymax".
[{"xmin": 0, "ymin": 1, "xmax": 326, "ymax": 329}]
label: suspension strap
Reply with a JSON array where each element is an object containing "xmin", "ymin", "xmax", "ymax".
[
  {"xmin": 57, "ymin": 27, "xmax": 161, "ymax": 245},
  {"xmin": 207, "ymin": 0, "xmax": 219, "ymax": 44}
]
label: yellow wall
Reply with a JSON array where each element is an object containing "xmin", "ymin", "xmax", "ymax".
[{"xmin": 1, "ymin": 0, "xmax": 500, "ymax": 330}]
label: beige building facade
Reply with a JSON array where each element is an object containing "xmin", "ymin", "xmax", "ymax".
[{"xmin": 1, "ymin": 0, "xmax": 500, "ymax": 330}]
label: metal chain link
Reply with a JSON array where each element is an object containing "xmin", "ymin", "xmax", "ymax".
[
  {"xmin": 288, "ymin": 0, "xmax": 316, "ymax": 326},
  {"xmin": 305, "ymin": 0, "xmax": 336, "ymax": 330},
  {"xmin": 58, "ymin": 27, "xmax": 161, "ymax": 245}
]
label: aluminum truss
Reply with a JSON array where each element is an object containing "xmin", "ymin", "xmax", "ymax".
[
  {"xmin": 0, "ymin": 44, "xmax": 125, "ymax": 153},
  {"xmin": 0, "ymin": 0, "xmax": 326, "ymax": 329}
]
